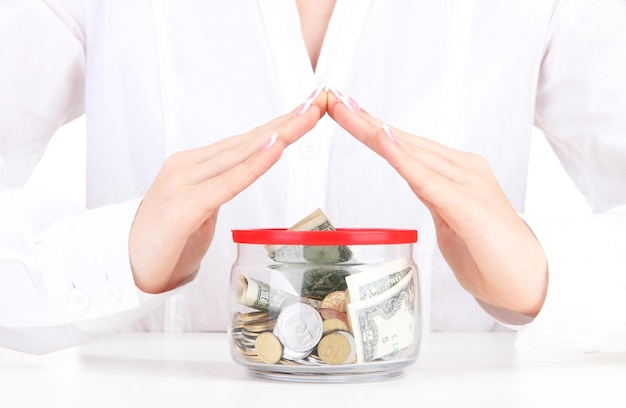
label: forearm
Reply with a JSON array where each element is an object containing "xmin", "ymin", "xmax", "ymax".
[{"xmin": 481, "ymin": 208, "xmax": 626, "ymax": 352}]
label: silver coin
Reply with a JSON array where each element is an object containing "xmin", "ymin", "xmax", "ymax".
[
  {"xmin": 281, "ymin": 345, "xmax": 311, "ymax": 361},
  {"xmin": 273, "ymin": 303, "xmax": 323, "ymax": 354}
]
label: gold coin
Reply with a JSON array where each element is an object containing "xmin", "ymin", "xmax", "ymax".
[
  {"xmin": 243, "ymin": 320, "xmax": 276, "ymax": 334},
  {"xmin": 317, "ymin": 308, "xmax": 350, "ymax": 328},
  {"xmin": 255, "ymin": 331, "xmax": 283, "ymax": 364},
  {"xmin": 236, "ymin": 311, "xmax": 270, "ymax": 323},
  {"xmin": 317, "ymin": 331, "xmax": 356, "ymax": 366},
  {"xmin": 231, "ymin": 320, "xmax": 245, "ymax": 331},
  {"xmin": 321, "ymin": 291, "xmax": 346, "ymax": 312},
  {"xmin": 322, "ymin": 318, "xmax": 349, "ymax": 335}
]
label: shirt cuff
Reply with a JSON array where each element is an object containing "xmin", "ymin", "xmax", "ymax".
[
  {"xmin": 73, "ymin": 278, "xmax": 194, "ymax": 335},
  {"xmin": 512, "ymin": 212, "xmax": 626, "ymax": 352},
  {"xmin": 38, "ymin": 197, "xmax": 144, "ymax": 324}
]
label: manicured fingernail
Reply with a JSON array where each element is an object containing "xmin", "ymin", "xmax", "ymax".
[
  {"xmin": 295, "ymin": 87, "xmax": 323, "ymax": 116},
  {"xmin": 383, "ymin": 123, "xmax": 398, "ymax": 144},
  {"xmin": 329, "ymin": 88, "xmax": 360, "ymax": 114},
  {"xmin": 261, "ymin": 133, "xmax": 277, "ymax": 151}
]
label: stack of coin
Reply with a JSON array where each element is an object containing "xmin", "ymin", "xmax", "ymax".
[
  {"xmin": 231, "ymin": 311, "xmax": 278, "ymax": 363},
  {"xmin": 231, "ymin": 289, "xmax": 359, "ymax": 367},
  {"xmin": 316, "ymin": 290, "xmax": 357, "ymax": 365}
]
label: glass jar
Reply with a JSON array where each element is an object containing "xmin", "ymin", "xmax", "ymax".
[{"xmin": 229, "ymin": 228, "xmax": 421, "ymax": 382}]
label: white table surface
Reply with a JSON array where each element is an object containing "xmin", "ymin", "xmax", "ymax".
[{"xmin": 0, "ymin": 332, "xmax": 624, "ymax": 407}]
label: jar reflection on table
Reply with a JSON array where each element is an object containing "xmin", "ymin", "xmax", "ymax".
[{"xmin": 229, "ymin": 228, "xmax": 422, "ymax": 382}]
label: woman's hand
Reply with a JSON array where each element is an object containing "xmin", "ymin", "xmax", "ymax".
[
  {"xmin": 129, "ymin": 89, "xmax": 327, "ymax": 294},
  {"xmin": 327, "ymin": 90, "xmax": 547, "ymax": 317}
]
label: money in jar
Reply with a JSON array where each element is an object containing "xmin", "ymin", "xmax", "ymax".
[{"xmin": 229, "ymin": 209, "xmax": 422, "ymax": 382}]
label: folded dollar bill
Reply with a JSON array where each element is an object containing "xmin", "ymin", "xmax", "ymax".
[
  {"xmin": 266, "ymin": 208, "xmax": 353, "ymax": 264},
  {"xmin": 346, "ymin": 258, "xmax": 419, "ymax": 363}
]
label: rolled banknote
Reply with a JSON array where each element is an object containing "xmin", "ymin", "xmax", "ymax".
[
  {"xmin": 266, "ymin": 208, "xmax": 353, "ymax": 264},
  {"xmin": 237, "ymin": 275, "xmax": 321, "ymax": 313},
  {"xmin": 347, "ymin": 269, "xmax": 418, "ymax": 363}
]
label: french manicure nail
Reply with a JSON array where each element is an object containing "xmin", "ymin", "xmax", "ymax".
[
  {"xmin": 295, "ymin": 86, "xmax": 323, "ymax": 116},
  {"xmin": 261, "ymin": 133, "xmax": 277, "ymax": 151},
  {"xmin": 329, "ymin": 88, "xmax": 360, "ymax": 114},
  {"xmin": 345, "ymin": 95, "xmax": 360, "ymax": 114},
  {"xmin": 383, "ymin": 123, "xmax": 398, "ymax": 144}
]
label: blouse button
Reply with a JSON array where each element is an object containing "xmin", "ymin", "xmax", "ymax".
[
  {"xmin": 69, "ymin": 289, "xmax": 90, "ymax": 312},
  {"xmin": 299, "ymin": 143, "xmax": 319, "ymax": 159},
  {"xmin": 102, "ymin": 282, "xmax": 122, "ymax": 304}
]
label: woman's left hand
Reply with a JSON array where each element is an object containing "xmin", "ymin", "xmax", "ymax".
[{"xmin": 327, "ymin": 90, "xmax": 548, "ymax": 317}]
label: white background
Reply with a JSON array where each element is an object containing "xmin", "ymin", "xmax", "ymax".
[{"xmin": 25, "ymin": 116, "xmax": 592, "ymax": 216}]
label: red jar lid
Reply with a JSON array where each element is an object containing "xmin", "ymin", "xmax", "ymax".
[{"xmin": 231, "ymin": 228, "xmax": 417, "ymax": 245}]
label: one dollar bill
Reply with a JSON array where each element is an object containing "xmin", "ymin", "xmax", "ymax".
[
  {"xmin": 345, "ymin": 258, "xmax": 413, "ymax": 302},
  {"xmin": 347, "ymin": 261, "xmax": 418, "ymax": 363}
]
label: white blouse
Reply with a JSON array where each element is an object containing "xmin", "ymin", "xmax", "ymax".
[{"xmin": 1, "ymin": 0, "xmax": 626, "ymax": 354}]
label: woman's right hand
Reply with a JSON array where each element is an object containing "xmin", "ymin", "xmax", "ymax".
[{"xmin": 129, "ymin": 89, "xmax": 327, "ymax": 294}]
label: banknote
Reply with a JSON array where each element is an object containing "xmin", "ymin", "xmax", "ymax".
[
  {"xmin": 269, "ymin": 263, "xmax": 354, "ymax": 300},
  {"xmin": 345, "ymin": 257, "xmax": 414, "ymax": 301},
  {"xmin": 287, "ymin": 207, "xmax": 337, "ymax": 231},
  {"xmin": 237, "ymin": 275, "xmax": 321, "ymax": 313},
  {"xmin": 267, "ymin": 208, "xmax": 353, "ymax": 264},
  {"xmin": 347, "ymin": 269, "xmax": 418, "ymax": 363}
]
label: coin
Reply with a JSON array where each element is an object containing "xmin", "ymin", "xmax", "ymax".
[
  {"xmin": 317, "ymin": 308, "xmax": 350, "ymax": 327},
  {"xmin": 281, "ymin": 345, "xmax": 311, "ymax": 361},
  {"xmin": 236, "ymin": 310, "xmax": 270, "ymax": 323},
  {"xmin": 273, "ymin": 303, "xmax": 323, "ymax": 354},
  {"xmin": 243, "ymin": 354, "xmax": 264, "ymax": 363},
  {"xmin": 278, "ymin": 358, "xmax": 306, "ymax": 366},
  {"xmin": 305, "ymin": 354, "xmax": 325, "ymax": 365},
  {"xmin": 344, "ymin": 289, "xmax": 351, "ymax": 305},
  {"xmin": 321, "ymin": 290, "xmax": 346, "ymax": 312},
  {"xmin": 255, "ymin": 331, "xmax": 283, "ymax": 364},
  {"xmin": 231, "ymin": 321, "xmax": 245, "ymax": 331},
  {"xmin": 232, "ymin": 339, "xmax": 257, "ymax": 356},
  {"xmin": 317, "ymin": 331, "xmax": 356, "ymax": 365},
  {"xmin": 322, "ymin": 318, "xmax": 349, "ymax": 335},
  {"xmin": 241, "ymin": 328, "xmax": 261, "ymax": 340},
  {"xmin": 243, "ymin": 317, "xmax": 277, "ymax": 333}
]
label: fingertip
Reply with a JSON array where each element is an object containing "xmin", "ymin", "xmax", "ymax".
[
  {"xmin": 329, "ymin": 88, "xmax": 360, "ymax": 114},
  {"xmin": 310, "ymin": 87, "xmax": 328, "ymax": 119},
  {"xmin": 295, "ymin": 86, "xmax": 325, "ymax": 117},
  {"xmin": 328, "ymin": 95, "xmax": 358, "ymax": 130},
  {"xmin": 326, "ymin": 89, "xmax": 344, "ymax": 121}
]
